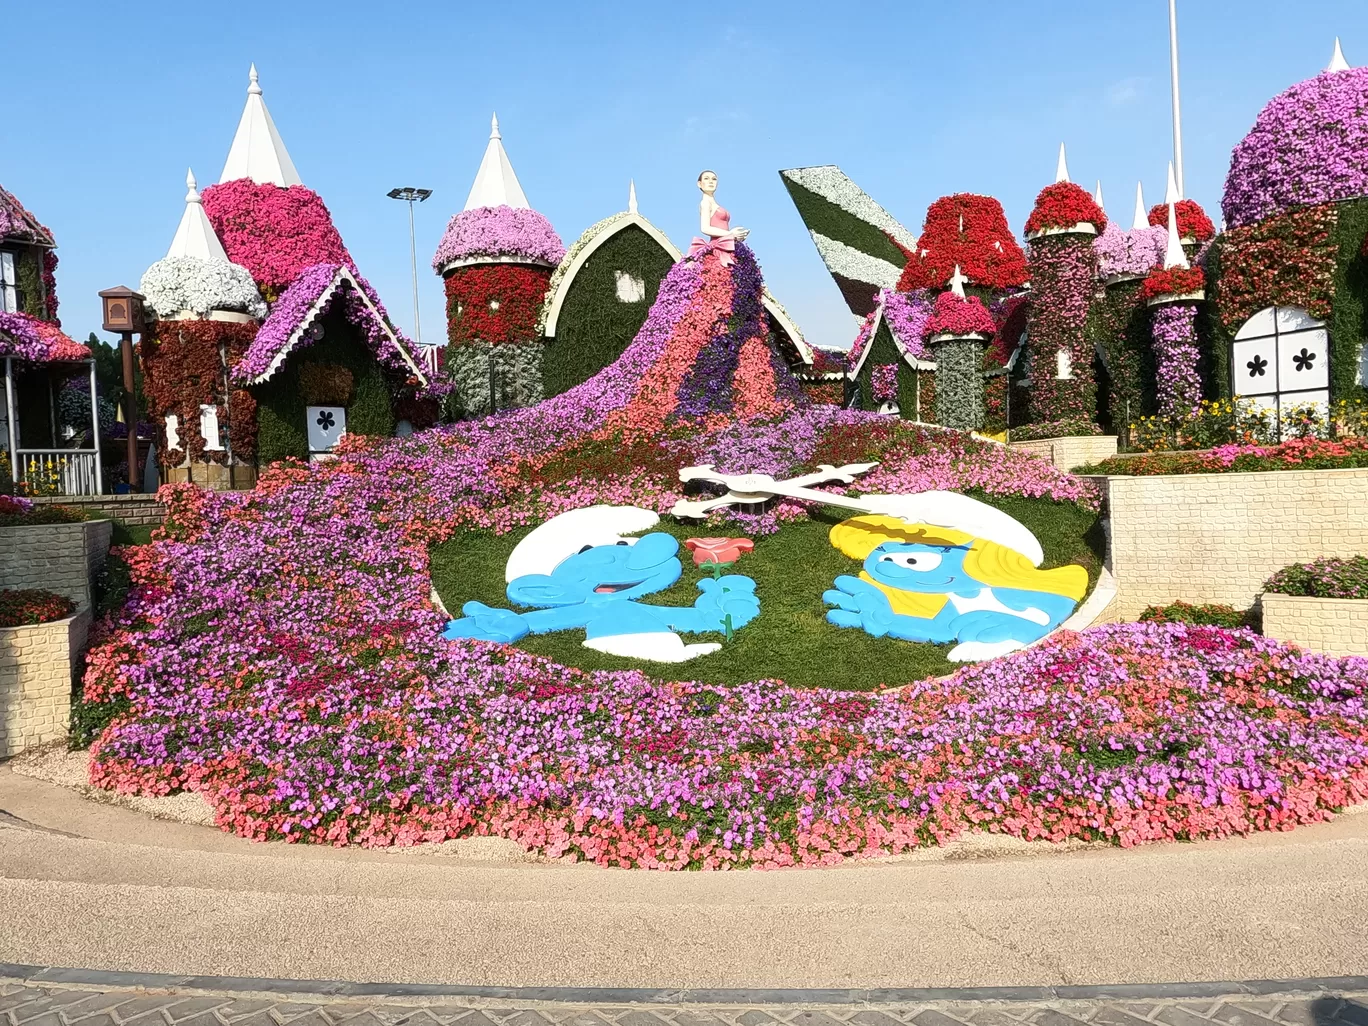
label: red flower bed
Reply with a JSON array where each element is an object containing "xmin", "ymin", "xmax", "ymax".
[
  {"xmin": 1147, "ymin": 199, "xmax": 1216, "ymax": 242},
  {"xmin": 443, "ymin": 265, "xmax": 550, "ymax": 347},
  {"xmin": 1025, "ymin": 183, "xmax": 1107, "ymax": 236},
  {"xmin": 0, "ymin": 588, "xmax": 75, "ymax": 627},
  {"xmin": 1140, "ymin": 266, "xmax": 1206, "ymax": 302},
  {"xmin": 896, "ymin": 194, "xmax": 1028, "ymax": 291}
]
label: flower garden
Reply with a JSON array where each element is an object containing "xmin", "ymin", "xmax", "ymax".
[{"xmin": 4, "ymin": 47, "xmax": 1368, "ymax": 871}]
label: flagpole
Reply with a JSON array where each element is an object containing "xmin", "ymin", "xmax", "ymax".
[{"xmin": 1168, "ymin": 0, "xmax": 1185, "ymax": 199}]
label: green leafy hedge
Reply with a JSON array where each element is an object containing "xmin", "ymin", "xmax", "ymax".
[{"xmin": 542, "ymin": 224, "xmax": 674, "ymax": 398}]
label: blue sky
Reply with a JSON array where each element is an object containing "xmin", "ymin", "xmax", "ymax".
[{"xmin": 4, "ymin": 1, "xmax": 1365, "ymax": 351}]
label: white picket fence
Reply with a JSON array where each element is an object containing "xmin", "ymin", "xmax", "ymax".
[{"xmin": 16, "ymin": 450, "xmax": 102, "ymax": 496}]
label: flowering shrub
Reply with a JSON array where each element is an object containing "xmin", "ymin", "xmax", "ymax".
[
  {"xmin": 1223, "ymin": 67, "xmax": 1368, "ymax": 229},
  {"xmin": 0, "ymin": 588, "xmax": 75, "ymax": 627},
  {"xmin": 1081, "ymin": 436, "xmax": 1368, "ymax": 475},
  {"xmin": 139, "ymin": 257, "xmax": 266, "ymax": 320},
  {"xmin": 925, "ymin": 291, "xmax": 995, "ymax": 338},
  {"xmin": 882, "ymin": 289, "xmax": 931, "ymax": 359},
  {"xmin": 444, "ymin": 264, "xmax": 552, "ymax": 348},
  {"xmin": 1265, "ymin": 556, "xmax": 1368, "ymax": 600},
  {"xmin": 0, "ymin": 311, "xmax": 90, "ymax": 363},
  {"xmin": 0, "ymin": 494, "xmax": 86, "ymax": 525},
  {"xmin": 1093, "ymin": 223, "xmax": 1167, "ymax": 279},
  {"xmin": 432, "ymin": 205, "xmax": 566, "ymax": 271},
  {"xmin": 1140, "ymin": 266, "xmax": 1206, "ymax": 302},
  {"xmin": 1139, "ymin": 601, "xmax": 1251, "ymax": 629},
  {"xmin": 1209, "ymin": 204, "xmax": 1338, "ymax": 332},
  {"xmin": 871, "ymin": 363, "xmax": 898, "ymax": 402},
  {"xmin": 1147, "ymin": 200, "xmax": 1216, "ymax": 242},
  {"xmin": 1011, "ymin": 418, "xmax": 1103, "ymax": 442},
  {"xmin": 1150, "ymin": 304, "xmax": 1203, "ymax": 421},
  {"xmin": 201, "ymin": 180, "xmax": 354, "ymax": 296},
  {"xmin": 1126, "ymin": 398, "xmax": 1277, "ymax": 453},
  {"xmin": 1024, "ymin": 183, "xmax": 1106, "ymax": 236},
  {"xmin": 895, "ymin": 194, "xmax": 1028, "ymax": 292}
]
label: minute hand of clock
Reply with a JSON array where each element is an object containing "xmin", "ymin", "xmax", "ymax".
[{"xmin": 671, "ymin": 463, "xmax": 879, "ymax": 519}]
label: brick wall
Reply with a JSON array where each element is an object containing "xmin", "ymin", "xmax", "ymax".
[
  {"xmin": 29, "ymin": 494, "xmax": 165, "ymax": 529},
  {"xmin": 1261, "ymin": 594, "xmax": 1368, "ymax": 658},
  {"xmin": 1008, "ymin": 435, "xmax": 1118, "ymax": 472},
  {"xmin": 0, "ymin": 611, "xmax": 89, "ymax": 758},
  {"xmin": 1102, "ymin": 468, "xmax": 1368, "ymax": 620},
  {"xmin": 0, "ymin": 520, "xmax": 112, "ymax": 613}
]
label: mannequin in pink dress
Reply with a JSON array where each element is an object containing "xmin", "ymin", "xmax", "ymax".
[{"xmin": 687, "ymin": 170, "xmax": 749, "ymax": 267}]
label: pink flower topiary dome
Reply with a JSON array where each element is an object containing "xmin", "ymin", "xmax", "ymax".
[{"xmin": 1223, "ymin": 41, "xmax": 1368, "ymax": 229}]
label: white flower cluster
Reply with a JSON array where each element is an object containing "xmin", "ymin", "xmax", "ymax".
[{"xmin": 140, "ymin": 256, "xmax": 268, "ymax": 320}]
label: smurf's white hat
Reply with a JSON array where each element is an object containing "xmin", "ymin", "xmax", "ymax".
[
  {"xmin": 859, "ymin": 491, "xmax": 1046, "ymax": 566},
  {"xmin": 504, "ymin": 505, "xmax": 660, "ymax": 583}
]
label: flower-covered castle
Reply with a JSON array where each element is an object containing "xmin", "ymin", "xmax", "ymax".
[
  {"xmin": 784, "ymin": 40, "xmax": 1368, "ymax": 444},
  {"xmin": 138, "ymin": 66, "xmax": 432, "ymax": 490}
]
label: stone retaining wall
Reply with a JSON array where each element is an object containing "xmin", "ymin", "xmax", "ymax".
[
  {"xmin": 1008, "ymin": 435, "xmax": 1118, "ymax": 472},
  {"xmin": 29, "ymin": 493, "xmax": 165, "ymax": 529},
  {"xmin": 0, "ymin": 520, "xmax": 112, "ymax": 613},
  {"xmin": 1102, "ymin": 467, "xmax": 1368, "ymax": 621},
  {"xmin": 0, "ymin": 611, "xmax": 89, "ymax": 757},
  {"xmin": 1261, "ymin": 594, "xmax": 1368, "ymax": 658}
]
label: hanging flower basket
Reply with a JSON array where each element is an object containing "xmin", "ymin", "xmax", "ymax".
[
  {"xmin": 1145, "ymin": 290, "xmax": 1205, "ymax": 307},
  {"xmin": 1141, "ymin": 265, "xmax": 1206, "ymax": 307}
]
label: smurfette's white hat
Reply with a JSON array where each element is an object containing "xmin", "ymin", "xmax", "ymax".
[{"xmin": 504, "ymin": 505, "xmax": 660, "ymax": 583}]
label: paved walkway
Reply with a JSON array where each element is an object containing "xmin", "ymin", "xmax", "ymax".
[
  {"xmin": 3, "ymin": 968, "xmax": 1368, "ymax": 1026},
  {"xmin": 4, "ymin": 766, "xmax": 1368, "ymax": 989}
]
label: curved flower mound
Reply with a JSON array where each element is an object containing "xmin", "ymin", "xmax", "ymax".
[
  {"xmin": 1223, "ymin": 66, "xmax": 1368, "ymax": 229},
  {"xmin": 1147, "ymin": 199, "xmax": 1216, "ymax": 242},
  {"xmin": 1094, "ymin": 223, "xmax": 1167, "ymax": 279},
  {"xmin": 1025, "ymin": 183, "xmax": 1107, "ymax": 236},
  {"xmin": 201, "ymin": 180, "xmax": 355, "ymax": 295},
  {"xmin": 433, "ymin": 205, "xmax": 566, "ymax": 272},
  {"xmin": 140, "ymin": 256, "xmax": 268, "ymax": 320},
  {"xmin": 896, "ymin": 194, "xmax": 1028, "ymax": 292},
  {"xmin": 926, "ymin": 291, "xmax": 996, "ymax": 337}
]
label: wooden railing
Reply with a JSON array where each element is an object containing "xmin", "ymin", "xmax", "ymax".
[{"xmin": 15, "ymin": 450, "xmax": 102, "ymax": 496}]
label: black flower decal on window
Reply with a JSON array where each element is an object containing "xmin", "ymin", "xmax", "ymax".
[
  {"xmin": 1292, "ymin": 348, "xmax": 1316, "ymax": 372},
  {"xmin": 1246, "ymin": 354, "xmax": 1268, "ymax": 377},
  {"xmin": 315, "ymin": 410, "xmax": 336, "ymax": 430}
]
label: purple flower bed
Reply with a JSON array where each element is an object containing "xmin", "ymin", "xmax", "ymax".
[
  {"xmin": 1151, "ymin": 303, "xmax": 1203, "ymax": 421},
  {"xmin": 432, "ymin": 205, "xmax": 566, "ymax": 270}
]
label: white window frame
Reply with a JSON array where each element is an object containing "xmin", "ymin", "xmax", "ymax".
[{"xmin": 0, "ymin": 250, "xmax": 18, "ymax": 313}]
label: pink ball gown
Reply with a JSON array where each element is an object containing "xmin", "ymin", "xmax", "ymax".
[{"xmin": 687, "ymin": 205, "xmax": 736, "ymax": 267}]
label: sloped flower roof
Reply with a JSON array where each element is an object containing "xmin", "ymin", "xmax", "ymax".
[
  {"xmin": 0, "ymin": 184, "xmax": 54, "ymax": 246},
  {"xmin": 432, "ymin": 205, "xmax": 565, "ymax": 273},
  {"xmin": 0, "ymin": 311, "xmax": 89, "ymax": 363},
  {"xmin": 1224, "ymin": 66, "xmax": 1368, "ymax": 229}
]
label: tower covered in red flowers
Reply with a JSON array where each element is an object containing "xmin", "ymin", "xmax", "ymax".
[{"xmin": 432, "ymin": 116, "xmax": 565, "ymax": 416}]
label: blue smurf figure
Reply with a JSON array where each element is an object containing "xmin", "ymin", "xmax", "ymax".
[{"xmin": 442, "ymin": 505, "xmax": 759, "ymax": 663}]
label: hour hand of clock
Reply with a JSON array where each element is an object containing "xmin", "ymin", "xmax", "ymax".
[{"xmin": 670, "ymin": 463, "xmax": 879, "ymax": 519}]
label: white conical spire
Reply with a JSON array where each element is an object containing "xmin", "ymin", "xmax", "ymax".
[
  {"xmin": 1055, "ymin": 143, "xmax": 1070, "ymax": 184},
  {"xmin": 1093, "ymin": 180, "xmax": 1105, "ymax": 211},
  {"xmin": 1132, "ymin": 182, "xmax": 1149, "ymax": 230},
  {"xmin": 1165, "ymin": 160, "xmax": 1181, "ymax": 204},
  {"xmin": 949, "ymin": 264, "xmax": 969, "ymax": 298},
  {"xmin": 464, "ymin": 113, "xmax": 530, "ymax": 210},
  {"xmin": 628, "ymin": 179, "xmax": 637, "ymax": 214},
  {"xmin": 220, "ymin": 65, "xmax": 303, "ymax": 187},
  {"xmin": 1163, "ymin": 202, "xmax": 1189, "ymax": 270},
  {"xmin": 167, "ymin": 169, "xmax": 229, "ymax": 262},
  {"xmin": 1328, "ymin": 37, "xmax": 1351, "ymax": 73}
]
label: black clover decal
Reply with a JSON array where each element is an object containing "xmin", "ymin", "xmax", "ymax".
[
  {"xmin": 315, "ymin": 410, "xmax": 336, "ymax": 430},
  {"xmin": 1246, "ymin": 354, "xmax": 1268, "ymax": 377},
  {"xmin": 1293, "ymin": 348, "xmax": 1317, "ymax": 372}
]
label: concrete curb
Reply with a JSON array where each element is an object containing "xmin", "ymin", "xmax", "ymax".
[{"xmin": 4, "ymin": 963, "xmax": 1368, "ymax": 1006}]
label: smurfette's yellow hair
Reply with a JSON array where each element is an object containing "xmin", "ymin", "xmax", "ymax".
[{"xmin": 828, "ymin": 516, "xmax": 1087, "ymax": 620}]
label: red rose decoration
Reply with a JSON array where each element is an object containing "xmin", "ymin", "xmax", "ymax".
[{"xmin": 684, "ymin": 537, "xmax": 755, "ymax": 565}]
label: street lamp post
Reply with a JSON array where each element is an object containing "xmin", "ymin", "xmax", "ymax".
[{"xmin": 386, "ymin": 187, "xmax": 432, "ymax": 346}]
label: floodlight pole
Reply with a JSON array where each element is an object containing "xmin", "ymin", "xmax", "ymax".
[
  {"xmin": 387, "ymin": 187, "xmax": 432, "ymax": 345},
  {"xmin": 1168, "ymin": 0, "xmax": 1186, "ymax": 199}
]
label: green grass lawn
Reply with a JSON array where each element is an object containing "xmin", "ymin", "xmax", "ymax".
[{"xmin": 430, "ymin": 495, "xmax": 1103, "ymax": 691}]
